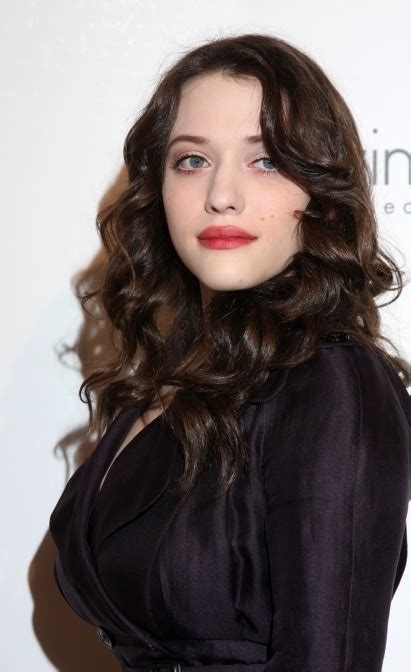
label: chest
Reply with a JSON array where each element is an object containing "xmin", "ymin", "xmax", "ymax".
[
  {"xmin": 98, "ymin": 386, "xmax": 177, "ymax": 492},
  {"xmin": 89, "ymin": 404, "xmax": 271, "ymax": 642}
]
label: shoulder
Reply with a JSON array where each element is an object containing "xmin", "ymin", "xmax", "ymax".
[
  {"xmin": 257, "ymin": 339, "xmax": 363, "ymax": 455},
  {"xmin": 257, "ymin": 336, "xmax": 411, "ymax": 506},
  {"xmin": 252, "ymin": 334, "xmax": 409, "ymax": 421},
  {"xmin": 250, "ymin": 334, "xmax": 358, "ymax": 405},
  {"xmin": 255, "ymin": 335, "xmax": 411, "ymax": 475}
]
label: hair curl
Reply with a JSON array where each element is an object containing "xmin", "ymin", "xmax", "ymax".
[{"xmin": 77, "ymin": 32, "xmax": 410, "ymax": 498}]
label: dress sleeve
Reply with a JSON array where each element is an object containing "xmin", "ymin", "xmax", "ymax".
[{"xmin": 261, "ymin": 345, "xmax": 410, "ymax": 672}]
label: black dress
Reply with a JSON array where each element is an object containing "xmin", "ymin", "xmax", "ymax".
[{"xmin": 49, "ymin": 336, "xmax": 411, "ymax": 672}]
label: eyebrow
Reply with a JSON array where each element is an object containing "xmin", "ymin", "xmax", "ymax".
[{"xmin": 166, "ymin": 134, "xmax": 264, "ymax": 151}]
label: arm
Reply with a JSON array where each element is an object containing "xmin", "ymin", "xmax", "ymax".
[{"xmin": 261, "ymin": 345, "xmax": 410, "ymax": 672}]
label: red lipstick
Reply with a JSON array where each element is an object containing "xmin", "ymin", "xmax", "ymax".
[{"xmin": 197, "ymin": 225, "xmax": 257, "ymax": 250}]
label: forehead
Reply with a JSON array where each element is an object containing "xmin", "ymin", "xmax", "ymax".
[{"xmin": 172, "ymin": 73, "xmax": 263, "ymax": 135}]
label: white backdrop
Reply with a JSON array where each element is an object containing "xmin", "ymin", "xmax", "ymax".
[{"xmin": 2, "ymin": 1, "xmax": 410, "ymax": 670}]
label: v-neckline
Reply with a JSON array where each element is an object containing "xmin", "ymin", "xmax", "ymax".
[
  {"xmin": 63, "ymin": 402, "xmax": 178, "ymax": 655},
  {"xmin": 97, "ymin": 403, "xmax": 167, "ymax": 495}
]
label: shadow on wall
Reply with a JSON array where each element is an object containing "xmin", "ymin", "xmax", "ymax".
[
  {"xmin": 29, "ymin": 533, "xmax": 121, "ymax": 671},
  {"xmin": 29, "ymin": 165, "xmax": 131, "ymax": 670},
  {"xmin": 54, "ymin": 164, "xmax": 132, "ymax": 471}
]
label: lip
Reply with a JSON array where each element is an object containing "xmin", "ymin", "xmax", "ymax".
[
  {"xmin": 197, "ymin": 225, "xmax": 257, "ymax": 240},
  {"xmin": 198, "ymin": 237, "xmax": 256, "ymax": 249}
]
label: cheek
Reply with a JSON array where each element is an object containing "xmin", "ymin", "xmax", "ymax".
[
  {"xmin": 162, "ymin": 183, "xmax": 176, "ymax": 211},
  {"xmin": 162, "ymin": 189, "xmax": 191, "ymax": 245},
  {"xmin": 259, "ymin": 188, "xmax": 307, "ymax": 250},
  {"xmin": 259, "ymin": 202, "xmax": 297, "ymax": 237},
  {"xmin": 162, "ymin": 188, "xmax": 179, "ymax": 229},
  {"xmin": 162, "ymin": 183, "xmax": 192, "ymax": 224},
  {"xmin": 261, "ymin": 182, "xmax": 309, "ymax": 223}
]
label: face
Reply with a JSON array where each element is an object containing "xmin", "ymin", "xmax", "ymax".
[{"xmin": 162, "ymin": 72, "xmax": 310, "ymax": 308}]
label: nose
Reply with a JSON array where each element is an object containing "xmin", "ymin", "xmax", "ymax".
[{"xmin": 204, "ymin": 161, "xmax": 245, "ymax": 215}]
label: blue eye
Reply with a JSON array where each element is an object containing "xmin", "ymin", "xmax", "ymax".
[
  {"xmin": 171, "ymin": 153, "xmax": 277, "ymax": 175},
  {"xmin": 256, "ymin": 157, "xmax": 277, "ymax": 174},
  {"xmin": 172, "ymin": 154, "xmax": 206, "ymax": 171},
  {"xmin": 257, "ymin": 156, "xmax": 275, "ymax": 173}
]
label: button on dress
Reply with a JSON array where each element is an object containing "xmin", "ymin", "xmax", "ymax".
[{"xmin": 49, "ymin": 336, "xmax": 411, "ymax": 672}]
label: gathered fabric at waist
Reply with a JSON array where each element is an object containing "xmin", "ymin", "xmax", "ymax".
[
  {"xmin": 96, "ymin": 626, "xmax": 268, "ymax": 672},
  {"xmin": 121, "ymin": 662, "xmax": 266, "ymax": 672}
]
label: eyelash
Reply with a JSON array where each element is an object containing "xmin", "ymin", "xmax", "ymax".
[{"xmin": 171, "ymin": 153, "xmax": 277, "ymax": 176}]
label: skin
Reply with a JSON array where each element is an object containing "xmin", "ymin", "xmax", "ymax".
[{"xmin": 162, "ymin": 71, "xmax": 311, "ymax": 308}]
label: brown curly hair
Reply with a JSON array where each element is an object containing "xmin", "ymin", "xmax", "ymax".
[{"xmin": 77, "ymin": 32, "xmax": 410, "ymax": 497}]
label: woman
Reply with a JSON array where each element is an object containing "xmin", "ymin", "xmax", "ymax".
[{"xmin": 49, "ymin": 33, "xmax": 411, "ymax": 671}]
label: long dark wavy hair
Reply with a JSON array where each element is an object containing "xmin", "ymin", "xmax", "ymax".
[{"xmin": 78, "ymin": 32, "xmax": 409, "ymax": 498}]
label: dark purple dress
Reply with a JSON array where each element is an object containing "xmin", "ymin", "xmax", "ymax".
[{"xmin": 49, "ymin": 335, "xmax": 411, "ymax": 671}]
